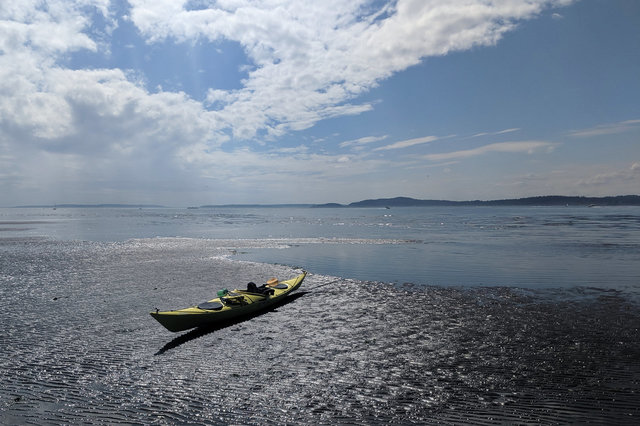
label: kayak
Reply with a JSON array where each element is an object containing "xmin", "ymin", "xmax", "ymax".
[{"xmin": 150, "ymin": 271, "xmax": 306, "ymax": 332}]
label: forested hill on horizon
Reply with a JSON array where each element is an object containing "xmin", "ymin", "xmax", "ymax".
[{"xmin": 312, "ymin": 195, "xmax": 640, "ymax": 208}]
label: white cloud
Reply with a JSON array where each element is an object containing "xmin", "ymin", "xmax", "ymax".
[
  {"xmin": 339, "ymin": 135, "xmax": 388, "ymax": 149},
  {"xmin": 577, "ymin": 162, "xmax": 640, "ymax": 187},
  {"xmin": 471, "ymin": 128, "xmax": 521, "ymax": 138},
  {"xmin": 128, "ymin": 0, "xmax": 572, "ymax": 140},
  {"xmin": 374, "ymin": 135, "xmax": 439, "ymax": 151},
  {"xmin": 491, "ymin": 163, "xmax": 640, "ymax": 198},
  {"xmin": 0, "ymin": 0, "xmax": 579, "ymax": 204},
  {"xmin": 567, "ymin": 119, "xmax": 640, "ymax": 138},
  {"xmin": 174, "ymin": 142, "xmax": 405, "ymax": 203},
  {"xmin": 423, "ymin": 141, "xmax": 556, "ymax": 161},
  {"xmin": 2, "ymin": 0, "xmax": 574, "ymax": 148}
]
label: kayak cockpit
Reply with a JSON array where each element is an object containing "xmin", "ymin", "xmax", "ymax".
[{"xmin": 197, "ymin": 301, "xmax": 223, "ymax": 310}]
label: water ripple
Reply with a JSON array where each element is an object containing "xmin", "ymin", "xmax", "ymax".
[{"xmin": 1, "ymin": 238, "xmax": 639, "ymax": 424}]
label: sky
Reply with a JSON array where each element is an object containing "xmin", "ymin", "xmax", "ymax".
[{"xmin": 1, "ymin": 0, "xmax": 639, "ymax": 206}]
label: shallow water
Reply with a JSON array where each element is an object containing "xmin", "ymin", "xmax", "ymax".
[
  {"xmin": 3, "ymin": 205, "xmax": 640, "ymax": 291},
  {"xmin": 1, "ymin": 237, "xmax": 639, "ymax": 424}
]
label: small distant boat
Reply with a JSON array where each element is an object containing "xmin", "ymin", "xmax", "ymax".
[{"xmin": 150, "ymin": 272, "xmax": 306, "ymax": 332}]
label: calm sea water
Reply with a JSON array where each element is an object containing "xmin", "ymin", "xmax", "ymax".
[
  {"xmin": 1, "ymin": 206, "xmax": 639, "ymax": 423},
  {"xmin": 2, "ymin": 205, "xmax": 639, "ymax": 290}
]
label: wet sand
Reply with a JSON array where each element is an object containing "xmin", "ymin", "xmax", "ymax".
[{"xmin": 1, "ymin": 238, "xmax": 639, "ymax": 424}]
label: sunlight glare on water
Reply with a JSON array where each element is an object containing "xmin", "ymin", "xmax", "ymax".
[{"xmin": 1, "ymin": 206, "xmax": 639, "ymax": 423}]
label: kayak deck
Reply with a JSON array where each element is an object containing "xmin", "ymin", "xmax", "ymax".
[{"xmin": 150, "ymin": 271, "xmax": 306, "ymax": 332}]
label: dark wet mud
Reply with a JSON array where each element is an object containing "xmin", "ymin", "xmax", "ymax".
[{"xmin": 1, "ymin": 238, "xmax": 639, "ymax": 424}]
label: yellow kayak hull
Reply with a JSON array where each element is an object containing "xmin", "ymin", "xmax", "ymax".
[{"xmin": 150, "ymin": 271, "xmax": 306, "ymax": 332}]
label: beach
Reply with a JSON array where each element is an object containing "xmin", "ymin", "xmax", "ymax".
[{"xmin": 1, "ymin": 207, "xmax": 639, "ymax": 423}]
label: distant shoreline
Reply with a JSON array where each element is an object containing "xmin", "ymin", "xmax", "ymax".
[
  {"xmin": 11, "ymin": 195, "xmax": 640, "ymax": 209},
  {"xmin": 12, "ymin": 204, "xmax": 165, "ymax": 209},
  {"xmin": 312, "ymin": 195, "xmax": 640, "ymax": 208}
]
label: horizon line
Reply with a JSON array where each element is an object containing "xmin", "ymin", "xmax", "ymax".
[{"xmin": 9, "ymin": 194, "xmax": 640, "ymax": 209}]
